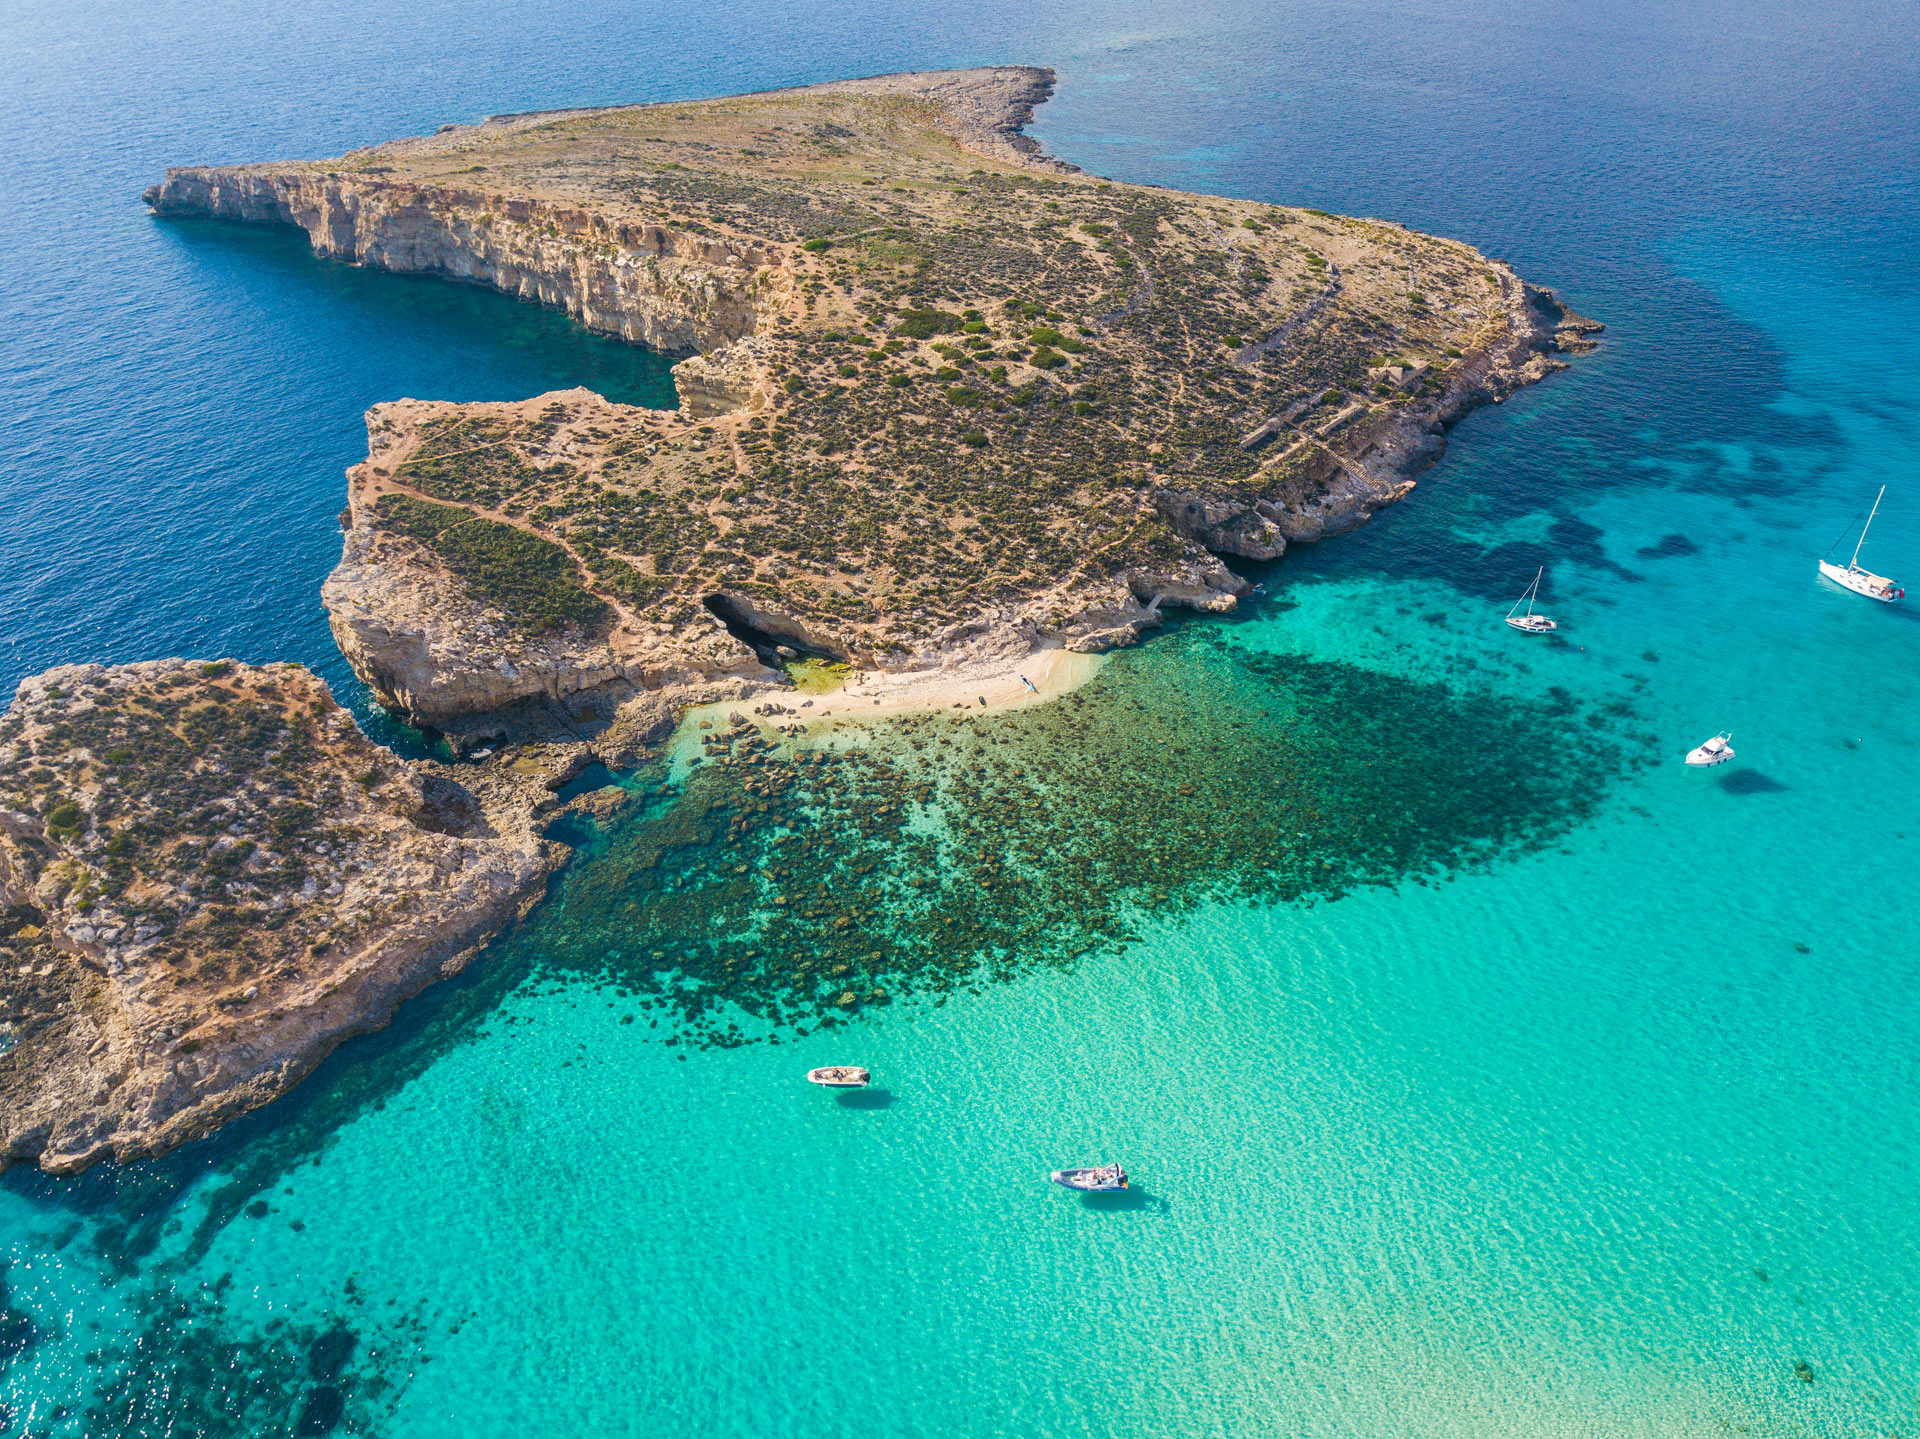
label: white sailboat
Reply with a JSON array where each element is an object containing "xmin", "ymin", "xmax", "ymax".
[
  {"xmin": 1505, "ymin": 567, "xmax": 1557, "ymax": 633},
  {"xmin": 1818, "ymin": 486, "xmax": 1905, "ymax": 602}
]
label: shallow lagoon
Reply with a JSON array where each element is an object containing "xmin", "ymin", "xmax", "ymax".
[{"xmin": 3, "ymin": 0, "xmax": 1919, "ymax": 1433}]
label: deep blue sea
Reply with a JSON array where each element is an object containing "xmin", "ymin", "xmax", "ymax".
[{"xmin": 3, "ymin": 0, "xmax": 1919, "ymax": 1434}]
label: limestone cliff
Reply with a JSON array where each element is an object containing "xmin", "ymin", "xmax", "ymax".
[
  {"xmin": 146, "ymin": 65, "xmax": 1596, "ymax": 734},
  {"xmin": 0, "ymin": 660, "xmax": 556, "ymax": 1173}
]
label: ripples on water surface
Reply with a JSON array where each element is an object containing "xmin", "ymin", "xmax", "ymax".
[{"xmin": 2, "ymin": 0, "xmax": 1918, "ymax": 1433}]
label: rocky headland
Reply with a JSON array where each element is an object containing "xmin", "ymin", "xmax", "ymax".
[
  {"xmin": 147, "ymin": 66, "xmax": 1597, "ymax": 738},
  {"xmin": 0, "ymin": 66, "xmax": 1596, "ymax": 1174},
  {"xmin": 0, "ymin": 660, "xmax": 558, "ymax": 1172}
]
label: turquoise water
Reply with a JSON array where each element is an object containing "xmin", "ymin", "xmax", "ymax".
[{"xmin": 4, "ymin": 0, "xmax": 1920, "ymax": 1433}]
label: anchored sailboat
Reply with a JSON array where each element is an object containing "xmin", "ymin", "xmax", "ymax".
[
  {"xmin": 1818, "ymin": 486, "xmax": 1905, "ymax": 602},
  {"xmin": 1505, "ymin": 567, "xmax": 1557, "ymax": 633}
]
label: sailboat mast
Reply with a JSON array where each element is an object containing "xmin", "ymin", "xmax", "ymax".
[{"xmin": 1851, "ymin": 486, "xmax": 1886, "ymax": 569}]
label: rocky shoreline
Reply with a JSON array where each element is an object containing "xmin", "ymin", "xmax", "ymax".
[
  {"xmin": 0, "ymin": 661, "xmax": 559, "ymax": 1173},
  {"xmin": 0, "ymin": 67, "xmax": 1598, "ymax": 1174},
  {"xmin": 148, "ymin": 68, "xmax": 1595, "ymax": 745}
]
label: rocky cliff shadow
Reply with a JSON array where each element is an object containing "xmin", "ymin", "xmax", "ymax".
[{"xmin": 703, "ymin": 593, "xmax": 847, "ymax": 669}]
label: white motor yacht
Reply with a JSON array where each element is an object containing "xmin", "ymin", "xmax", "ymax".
[{"xmin": 1685, "ymin": 733, "xmax": 1735, "ymax": 767}]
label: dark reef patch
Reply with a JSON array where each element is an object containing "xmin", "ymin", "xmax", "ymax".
[
  {"xmin": 78, "ymin": 1280, "xmax": 427, "ymax": 1439},
  {"xmin": 511, "ymin": 625, "xmax": 1650, "ymax": 1042},
  {"xmin": 0, "ymin": 1262, "xmax": 45, "ymax": 1369},
  {"xmin": 1636, "ymin": 533, "xmax": 1699, "ymax": 560}
]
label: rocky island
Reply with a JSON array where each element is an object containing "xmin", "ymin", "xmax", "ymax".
[
  {"xmin": 0, "ymin": 661, "xmax": 554, "ymax": 1171},
  {"xmin": 147, "ymin": 66, "xmax": 1596, "ymax": 736},
  {"xmin": 0, "ymin": 67, "xmax": 1596, "ymax": 1173}
]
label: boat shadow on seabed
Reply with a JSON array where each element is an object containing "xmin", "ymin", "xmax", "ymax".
[
  {"xmin": 1079, "ymin": 1186, "xmax": 1170, "ymax": 1214},
  {"xmin": 1718, "ymin": 769, "xmax": 1789, "ymax": 795},
  {"xmin": 835, "ymin": 1087, "xmax": 896, "ymax": 1110}
]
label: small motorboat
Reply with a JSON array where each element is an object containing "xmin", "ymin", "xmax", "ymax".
[
  {"xmin": 1685, "ymin": 733, "xmax": 1735, "ymax": 767},
  {"xmin": 1505, "ymin": 566, "xmax": 1557, "ymax": 633},
  {"xmin": 805, "ymin": 1065, "xmax": 869, "ymax": 1088},
  {"xmin": 1049, "ymin": 1163, "xmax": 1128, "ymax": 1192}
]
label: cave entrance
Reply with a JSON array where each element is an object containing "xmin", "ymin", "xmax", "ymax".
[{"xmin": 702, "ymin": 594, "xmax": 847, "ymax": 670}]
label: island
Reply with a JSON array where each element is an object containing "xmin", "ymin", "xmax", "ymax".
[{"xmin": 0, "ymin": 67, "xmax": 1597, "ymax": 1172}]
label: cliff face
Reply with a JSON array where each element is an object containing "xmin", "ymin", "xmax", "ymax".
[
  {"xmin": 147, "ymin": 67, "xmax": 1598, "ymax": 736},
  {"xmin": 0, "ymin": 660, "xmax": 555, "ymax": 1173},
  {"xmin": 147, "ymin": 167, "xmax": 774, "ymax": 360}
]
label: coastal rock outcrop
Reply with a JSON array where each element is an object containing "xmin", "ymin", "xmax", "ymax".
[
  {"xmin": 146, "ymin": 68, "xmax": 1596, "ymax": 732},
  {"xmin": 0, "ymin": 660, "xmax": 556, "ymax": 1173},
  {"xmin": 143, "ymin": 170, "xmax": 772, "ymax": 359}
]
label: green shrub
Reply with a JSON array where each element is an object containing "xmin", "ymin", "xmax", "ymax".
[
  {"xmin": 199, "ymin": 661, "xmax": 232, "ymax": 678},
  {"xmin": 1028, "ymin": 326, "xmax": 1064, "ymax": 347},
  {"xmin": 886, "ymin": 373, "xmax": 913, "ymax": 389},
  {"xmin": 45, "ymin": 801, "xmax": 84, "ymax": 837},
  {"xmin": 376, "ymin": 494, "xmax": 608, "ymax": 636},
  {"xmin": 893, "ymin": 307, "xmax": 963, "ymax": 339},
  {"xmin": 1323, "ymin": 388, "xmax": 1345, "ymax": 404},
  {"xmin": 1446, "ymin": 347, "xmax": 1463, "ymax": 358},
  {"xmin": 945, "ymin": 387, "xmax": 982, "ymax": 407},
  {"xmin": 783, "ymin": 377, "xmax": 805, "ymax": 393},
  {"xmin": 960, "ymin": 430, "xmax": 988, "ymax": 448},
  {"xmin": 591, "ymin": 555, "xmax": 668, "ymax": 608},
  {"xmin": 801, "ymin": 237, "xmax": 831, "ymax": 253},
  {"xmin": 838, "ymin": 363, "xmax": 859, "ymax": 377},
  {"xmin": 1030, "ymin": 346, "xmax": 1067, "ymax": 370}
]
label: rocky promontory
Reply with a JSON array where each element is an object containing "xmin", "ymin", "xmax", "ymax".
[
  {"xmin": 0, "ymin": 660, "xmax": 556, "ymax": 1172},
  {"xmin": 148, "ymin": 67, "xmax": 1598, "ymax": 733}
]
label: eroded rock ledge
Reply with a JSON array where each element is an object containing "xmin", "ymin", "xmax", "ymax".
[
  {"xmin": 147, "ymin": 66, "xmax": 1598, "ymax": 733},
  {"xmin": 0, "ymin": 660, "xmax": 558, "ymax": 1173}
]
